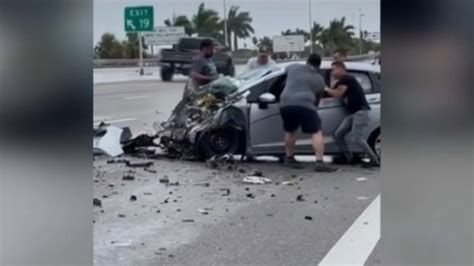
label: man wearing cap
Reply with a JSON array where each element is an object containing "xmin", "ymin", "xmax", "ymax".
[{"xmin": 246, "ymin": 45, "xmax": 276, "ymax": 71}]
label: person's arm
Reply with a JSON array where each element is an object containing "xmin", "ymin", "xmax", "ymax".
[
  {"xmin": 190, "ymin": 71, "xmax": 217, "ymax": 81},
  {"xmin": 325, "ymin": 84, "xmax": 348, "ymax": 99}
]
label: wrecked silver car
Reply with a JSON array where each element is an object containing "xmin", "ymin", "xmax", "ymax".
[{"xmin": 157, "ymin": 61, "xmax": 381, "ymax": 160}]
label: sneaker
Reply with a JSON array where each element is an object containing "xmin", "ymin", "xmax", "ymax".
[
  {"xmin": 283, "ymin": 156, "xmax": 304, "ymax": 169},
  {"xmin": 361, "ymin": 161, "xmax": 380, "ymax": 169},
  {"xmin": 314, "ymin": 162, "xmax": 338, "ymax": 172}
]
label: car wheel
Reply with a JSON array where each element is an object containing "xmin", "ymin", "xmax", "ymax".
[
  {"xmin": 368, "ymin": 129, "xmax": 381, "ymax": 158},
  {"xmin": 198, "ymin": 128, "xmax": 240, "ymax": 160},
  {"xmin": 161, "ymin": 66, "xmax": 174, "ymax": 81}
]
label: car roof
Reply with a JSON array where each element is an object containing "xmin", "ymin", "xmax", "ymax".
[{"xmin": 276, "ymin": 60, "xmax": 380, "ymax": 72}]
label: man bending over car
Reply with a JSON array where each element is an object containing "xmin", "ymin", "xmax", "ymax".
[
  {"xmin": 279, "ymin": 54, "xmax": 337, "ymax": 172},
  {"xmin": 325, "ymin": 61, "xmax": 380, "ymax": 168},
  {"xmin": 185, "ymin": 39, "xmax": 219, "ymax": 100}
]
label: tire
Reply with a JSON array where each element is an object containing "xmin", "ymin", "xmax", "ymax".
[
  {"xmin": 368, "ymin": 128, "xmax": 381, "ymax": 158},
  {"xmin": 197, "ymin": 128, "xmax": 240, "ymax": 160},
  {"xmin": 161, "ymin": 66, "xmax": 174, "ymax": 81}
]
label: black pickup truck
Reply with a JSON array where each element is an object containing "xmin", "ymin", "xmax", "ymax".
[{"xmin": 158, "ymin": 37, "xmax": 235, "ymax": 81}]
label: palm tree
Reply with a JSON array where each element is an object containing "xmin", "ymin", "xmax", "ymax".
[
  {"xmin": 224, "ymin": 6, "xmax": 254, "ymax": 50},
  {"xmin": 164, "ymin": 15, "xmax": 194, "ymax": 36},
  {"xmin": 253, "ymin": 36, "xmax": 273, "ymax": 51},
  {"xmin": 311, "ymin": 22, "xmax": 324, "ymax": 44},
  {"xmin": 281, "ymin": 28, "xmax": 310, "ymax": 42},
  {"xmin": 320, "ymin": 17, "xmax": 355, "ymax": 55},
  {"xmin": 192, "ymin": 3, "xmax": 221, "ymax": 38}
]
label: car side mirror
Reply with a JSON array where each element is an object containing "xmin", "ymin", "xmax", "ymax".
[
  {"xmin": 258, "ymin": 93, "xmax": 276, "ymax": 103},
  {"xmin": 257, "ymin": 93, "xmax": 276, "ymax": 109}
]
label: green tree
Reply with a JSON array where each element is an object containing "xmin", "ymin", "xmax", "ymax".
[
  {"xmin": 253, "ymin": 36, "xmax": 273, "ymax": 51},
  {"xmin": 95, "ymin": 33, "xmax": 124, "ymax": 59},
  {"xmin": 281, "ymin": 28, "xmax": 310, "ymax": 42},
  {"xmin": 164, "ymin": 15, "xmax": 194, "ymax": 36},
  {"xmin": 224, "ymin": 6, "xmax": 254, "ymax": 50},
  {"xmin": 192, "ymin": 3, "xmax": 221, "ymax": 38},
  {"xmin": 320, "ymin": 17, "xmax": 355, "ymax": 55},
  {"xmin": 123, "ymin": 33, "xmax": 148, "ymax": 59},
  {"xmin": 311, "ymin": 22, "xmax": 324, "ymax": 44}
]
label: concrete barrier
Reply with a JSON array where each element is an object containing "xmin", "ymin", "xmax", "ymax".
[{"xmin": 93, "ymin": 53, "xmax": 379, "ymax": 68}]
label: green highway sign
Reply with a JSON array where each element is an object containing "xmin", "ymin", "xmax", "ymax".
[{"xmin": 124, "ymin": 6, "xmax": 154, "ymax": 32}]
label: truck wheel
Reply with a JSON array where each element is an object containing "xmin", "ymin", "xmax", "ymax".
[
  {"xmin": 161, "ymin": 66, "xmax": 174, "ymax": 81},
  {"xmin": 198, "ymin": 128, "xmax": 240, "ymax": 160}
]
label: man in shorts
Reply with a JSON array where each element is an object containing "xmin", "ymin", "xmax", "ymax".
[{"xmin": 279, "ymin": 54, "xmax": 337, "ymax": 172}]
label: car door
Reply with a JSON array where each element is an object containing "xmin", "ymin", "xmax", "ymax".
[
  {"xmin": 321, "ymin": 69, "xmax": 380, "ymax": 154},
  {"xmin": 247, "ymin": 73, "xmax": 288, "ymax": 155},
  {"xmin": 248, "ymin": 69, "xmax": 336, "ymax": 155}
]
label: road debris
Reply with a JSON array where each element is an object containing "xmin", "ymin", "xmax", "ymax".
[
  {"xmin": 118, "ymin": 214, "xmax": 126, "ymax": 218},
  {"xmin": 296, "ymin": 195, "xmax": 305, "ymax": 202},
  {"xmin": 93, "ymin": 198, "xmax": 102, "ymax": 207},
  {"xmin": 356, "ymin": 177, "xmax": 368, "ymax": 182},
  {"xmin": 107, "ymin": 158, "xmax": 129, "ymax": 164},
  {"xmin": 246, "ymin": 193, "xmax": 255, "ymax": 199},
  {"xmin": 93, "ymin": 125, "xmax": 130, "ymax": 157},
  {"xmin": 221, "ymin": 188, "xmax": 231, "ymax": 196},
  {"xmin": 144, "ymin": 168, "xmax": 157, "ymax": 174},
  {"xmin": 198, "ymin": 209, "xmax": 209, "ymax": 215},
  {"xmin": 125, "ymin": 161, "xmax": 154, "ymax": 168},
  {"xmin": 206, "ymin": 154, "xmax": 236, "ymax": 170},
  {"xmin": 305, "ymin": 216, "xmax": 313, "ymax": 221},
  {"xmin": 281, "ymin": 181, "xmax": 295, "ymax": 186},
  {"xmin": 252, "ymin": 171, "xmax": 264, "ymax": 177},
  {"xmin": 159, "ymin": 176, "xmax": 170, "ymax": 184},
  {"xmin": 122, "ymin": 175, "xmax": 135, "ymax": 181},
  {"xmin": 242, "ymin": 176, "xmax": 272, "ymax": 185}
]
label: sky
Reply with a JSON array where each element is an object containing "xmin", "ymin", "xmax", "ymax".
[{"xmin": 94, "ymin": 0, "xmax": 380, "ymax": 48}]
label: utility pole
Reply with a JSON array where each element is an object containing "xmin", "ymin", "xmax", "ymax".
[
  {"xmin": 308, "ymin": 0, "xmax": 313, "ymax": 54},
  {"xmin": 223, "ymin": 0, "xmax": 229, "ymax": 48},
  {"xmin": 139, "ymin": 32, "xmax": 144, "ymax": 75},
  {"xmin": 359, "ymin": 9, "xmax": 364, "ymax": 55}
]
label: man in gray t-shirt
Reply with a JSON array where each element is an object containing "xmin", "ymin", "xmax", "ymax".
[
  {"xmin": 185, "ymin": 39, "xmax": 219, "ymax": 99},
  {"xmin": 279, "ymin": 54, "xmax": 336, "ymax": 172}
]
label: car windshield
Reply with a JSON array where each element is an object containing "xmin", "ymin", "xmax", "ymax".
[{"xmin": 234, "ymin": 66, "xmax": 280, "ymax": 85}]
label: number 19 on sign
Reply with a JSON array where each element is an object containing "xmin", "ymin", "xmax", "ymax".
[{"xmin": 124, "ymin": 6, "xmax": 154, "ymax": 32}]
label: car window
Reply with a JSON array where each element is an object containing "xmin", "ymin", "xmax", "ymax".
[
  {"xmin": 268, "ymin": 74, "xmax": 287, "ymax": 102},
  {"xmin": 246, "ymin": 81, "xmax": 269, "ymax": 103},
  {"xmin": 348, "ymin": 71, "xmax": 373, "ymax": 94}
]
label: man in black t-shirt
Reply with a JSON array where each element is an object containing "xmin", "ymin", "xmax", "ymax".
[{"xmin": 325, "ymin": 61, "xmax": 380, "ymax": 167}]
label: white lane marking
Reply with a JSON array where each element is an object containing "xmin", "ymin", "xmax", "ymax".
[
  {"xmin": 93, "ymin": 117, "xmax": 137, "ymax": 126},
  {"xmin": 319, "ymin": 194, "xmax": 380, "ymax": 266},
  {"xmin": 123, "ymin": 95, "xmax": 152, "ymax": 100}
]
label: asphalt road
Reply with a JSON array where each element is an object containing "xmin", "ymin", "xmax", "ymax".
[{"xmin": 93, "ymin": 72, "xmax": 381, "ymax": 265}]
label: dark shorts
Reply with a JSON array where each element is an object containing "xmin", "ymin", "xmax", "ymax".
[{"xmin": 280, "ymin": 106, "xmax": 321, "ymax": 134}]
